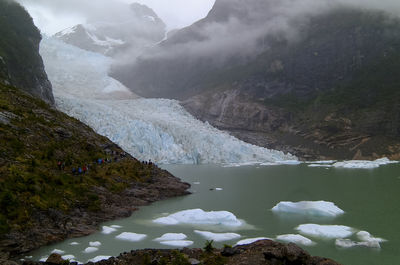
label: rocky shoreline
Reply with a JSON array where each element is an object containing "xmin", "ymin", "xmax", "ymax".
[
  {"xmin": 0, "ymin": 164, "xmax": 191, "ymax": 261},
  {"xmin": 18, "ymin": 239, "xmax": 341, "ymax": 265}
]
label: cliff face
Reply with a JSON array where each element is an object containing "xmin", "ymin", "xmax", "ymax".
[
  {"xmin": 112, "ymin": 1, "xmax": 400, "ymax": 160},
  {"xmin": 0, "ymin": 0, "xmax": 54, "ymax": 104}
]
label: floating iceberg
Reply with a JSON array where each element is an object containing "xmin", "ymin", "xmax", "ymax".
[
  {"xmin": 153, "ymin": 209, "xmax": 243, "ymax": 227},
  {"xmin": 333, "ymin": 158, "xmax": 398, "ymax": 169},
  {"xmin": 308, "ymin": 164, "xmax": 333, "ymax": 168},
  {"xmin": 39, "ymin": 257, "xmax": 48, "ymax": 262},
  {"xmin": 154, "ymin": 233, "xmax": 187, "ymax": 242},
  {"xmin": 159, "ymin": 240, "xmax": 194, "ymax": 247},
  {"xmin": 115, "ymin": 232, "xmax": 147, "ymax": 242},
  {"xmin": 69, "ymin": 242, "xmax": 80, "ymax": 246},
  {"xmin": 89, "ymin": 241, "xmax": 102, "ymax": 247},
  {"xmin": 335, "ymin": 238, "xmax": 381, "ymax": 248},
  {"xmin": 51, "ymin": 249, "xmax": 65, "ymax": 255},
  {"xmin": 111, "ymin": 225, "xmax": 122, "ymax": 228},
  {"xmin": 88, "ymin": 256, "xmax": 111, "ymax": 263},
  {"xmin": 102, "ymin": 226, "xmax": 117, "ymax": 234},
  {"xmin": 40, "ymin": 37, "xmax": 296, "ymax": 165},
  {"xmin": 276, "ymin": 234, "xmax": 315, "ymax": 246},
  {"xmin": 215, "ymin": 188, "xmax": 223, "ymax": 191},
  {"xmin": 272, "ymin": 201, "xmax": 344, "ymax": 217},
  {"xmin": 296, "ymin": 224, "xmax": 354, "ymax": 239},
  {"xmin": 83, "ymin": 247, "xmax": 98, "ymax": 253},
  {"xmin": 357, "ymin": 231, "xmax": 386, "ymax": 243},
  {"xmin": 235, "ymin": 237, "xmax": 270, "ymax": 246},
  {"xmin": 61, "ymin": 255, "xmax": 75, "ymax": 260},
  {"xmin": 194, "ymin": 230, "xmax": 241, "ymax": 242}
]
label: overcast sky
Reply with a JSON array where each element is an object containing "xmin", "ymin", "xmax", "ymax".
[{"xmin": 17, "ymin": 0, "xmax": 215, "ymax": 35}]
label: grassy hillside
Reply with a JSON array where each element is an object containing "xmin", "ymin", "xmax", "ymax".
[{"xmin": 0, "ymin": 84, "xmax": 156, "ymax": 236}]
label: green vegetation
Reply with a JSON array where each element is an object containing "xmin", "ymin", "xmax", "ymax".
[
  {"xmin": 0, "ymin": 84, "xmax": 153, "ymax": 236},
  {"xmin": 203, "ymin": 240, "xmax": 215, "ymax": 253}
]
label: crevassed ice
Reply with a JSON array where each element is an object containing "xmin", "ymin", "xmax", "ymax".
[
  {"xmin": 296, "ymin": 224, "xmax": 354, "ymax": 239},
  {"xmin": 235, "ymin": 237, "xmax": 270, "ymax": 246},
  {"xmin": 40, "ymin": 37, "xmax": 296, "ymax": 165},
  {"xmin": 153, "ymin": 209, "xmax": 243, "ymax": 227},
  {"xmin": 194, "ymin": 230, "xmax": 241, "ymax": 242},
  {"xmin": 276, "ymin": 234, "xmax": 315, "ymax": 246},
  {"xmin": 271, "ymin": 201, "xmax": 344, "ymax": 217}
]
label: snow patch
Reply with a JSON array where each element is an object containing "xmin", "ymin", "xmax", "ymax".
[
  {"xmin": 154, "ymin": 233, "xmax": 187, "ymax": 241},
  {"xmin": 115, "ymin": 232, "xmax": 147, "ymax": 242},
  {"xmin": 89, "ymin": 241, "xmax": 102, "ymax": 247},
  {"xmin": 153, "ymin": 209, "xmax": 243, "ymax": 227},
  {"xmin": 276, "ymin": 234, "xmax": 315, "ymax": 246},
  {"xmin": 159, "ymin": 240, "xmax": 194, "ymax": 247},
  {"xmin": 235, "ymin": 237, "xmax": 270, "ymax": 246},
  {"xmin": 272, "ymin": 201, "xmax": 344, "ymax": 217},
  {"xmin": 83, "ymin": 247, "xmax": 98, "ymax": 253},
  {"xmin": 194, "ymin": 230, "xmax": 241, "ymax": 242},
  {"xmin": 102, "ymin": 226, "xmax": 117, "ymax": 234},
  {"xmin": 296, "ymin": 224, "xmax": 354, "ymax": 239}
]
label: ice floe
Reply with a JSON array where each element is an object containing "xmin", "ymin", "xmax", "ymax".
[
  {"xmin": 276, "ymin": 234, "xmax": 315, "ymax": 246},
  {"xmin": 296, "ymin": 224, "xmax": 354, "ymax": 239},
  {"xmin": 153, "ymin": 209, "xmax": 243, "ymax": 227},
  {"xmin": 83, "ymin": 247, "xmax": 98, "ymax": 253},
  {"xmin": 271, "ymin": 201, "xmax": 344, "ymax": 217},
  {"xmin": 102, "ymin": 226, "xmax": 117, "ymax": 234},
  {"xmin": 154, "ymin": 233, "xmax": 187, "ymax": 241},
  {"xmin": 333, "ymin": 158, "xmax": 398, "ymax": 169},
  {"xmin": 159, "ymin": 240, "xmax": 194, "ymax": 247},
  {"xmin": 115, "ymin": 232, "xmax": 147, "ymax": 242},
  {"xmin": 194, "ymin": 230, "xmax": 241, "ymax": 242},
  {"xmin": 89, "ymin": 241, "xmax": 102, "ymax": 247},
  {"xmin": 235, "ymin": 237, "xmax": 270, "ymax": 245},
  {"xmin": 61, "ymin": 255, "xmax": 75, "ymax": 260},
  {"xmin": 88, "ymin": 256, "xmax": 111, "ymax": 263},
  {"xmin": 51, "ymin": 249, "xmax": 65, "ymax": 254}
]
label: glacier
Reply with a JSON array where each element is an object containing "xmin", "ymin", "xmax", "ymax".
[{"xmin": 40, "ymin": 37, "xmax": 296, "ymax": 164}]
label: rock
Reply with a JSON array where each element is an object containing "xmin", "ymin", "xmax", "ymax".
[
  {"xmin": 46, "ymin": 253, "xmax": 64, "ymax": 264},
  {"xmin": 0, "ymin": 260, "xmax": 18, "ymax": 265},
  {"xmin": 221, "ymin": 246, "xmax": 240, "ymax": 257},
  {"xmin": 188, "ymin": 258, "xmax": 201, "ymax": 265}
]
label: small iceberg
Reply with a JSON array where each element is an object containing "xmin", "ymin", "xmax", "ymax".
[
  {"xmin": 111, "ymin": 225, "xmax": 122, "ymax": 228},
  {"xmin": 115, "ymin": 232, "xmax": 147, "ymax": 242},
  {"xmin": 333, "ymin": 158, "xmax": 398, "ymax": 169},
  {"xmin": 357, "ymin": 231, "xmax": 386, "ymax": 243},
  {"xmin": 154, "ymin": 233, "xmax": 187, "ymax": 241},
  {"xmin": 276, "ymin": 234, "xmax": 316, "ymax": 246},
  {"xmin": 51, "ymin": 249, "xmax": 65, "ymax": 255},
  {"xmin": 308, "ymin": 164, "xmax": 333, "ymax": 168},
  {"xmin": 153, "ymin": 209, "xmax": 243, "ymax": 227},
  {"xmin": 296, "ymin": 224, "xmax": 354, "ymax": 239},
  {"xmin": 83, "ymin": 247, "xmax": 98, "ymax": 253},
  {"xmin": 335, "ymin": 238, "xmax": 381, "ymax": 249},
  {"xmin": 235, "ymin": 237, "xmax": 270, "ymax": 246},
  {"xmin": 39, "ymin": 257, "xmax": 48, "ymax": 262},
  {"xmin": 88, "ymin": 256, "xmax": 111, "ymax": 263},
  {"xmin": 61, "ymin": 255, "xmax": 75, "ymax": 260},
  {"xmin": 69, "ymin": 242, "xmax": 80, "ymax": 246},
  {"xmin": 89, "ymin": 241, "xmax": 102, "ymax": 247},
  {"xmin": 159, "ymin": 240, "xmax": 194, "ymax": 247},
  {"xmin": 194, "ymin": 230, "xmax": 241, "ymax": 242},
  {"xmin": 215, "ymin": 188, "xmax": 223, "ymax": 191},
  {"xmin": 272, "ymin": 201, "xmax": 344, "ymax": 217},
  {"xmin": 102, "ymin": 226, "xmax": 117, "ymax": 234}
]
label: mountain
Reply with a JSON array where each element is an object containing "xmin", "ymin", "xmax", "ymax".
[
  {"xmin": 0, "ymin": 0, "xmax": 54, "ymax": 104},
  {"xmin": 111, "ymin": 0, "xmax": 400, "ymax": 160},
  {"xmin": 54, "ymin": 3, "xmax": 166, "ymax": 57}
]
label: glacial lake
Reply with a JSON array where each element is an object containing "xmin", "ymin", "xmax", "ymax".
[{"xmin": 27, "ymin": 163, "xmax": 400, "ymax": 265}]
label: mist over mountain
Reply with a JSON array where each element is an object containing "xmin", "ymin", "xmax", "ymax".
[
  {"xmin": 111, "ymin": 0, "xmax": 400, "ymax": 160},
  {"xmin": 54, "ymin": 2, "xmax": 166, "ymax": 57}
]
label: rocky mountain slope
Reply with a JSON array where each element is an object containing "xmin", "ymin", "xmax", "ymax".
[
  {"xmin": 55, "ymin": 3, "xmax": 165, "ymax": 57},
  {"xmin": 0, "ymin": 0, "xmax": 53, "ymax": 104},
  {"xmin": 112, "ymin": 0, "xmax": 400, "ymax": 160},
  {"xmin": 0, "ymin": 84, "xmax": 190, "ymax": 259}
]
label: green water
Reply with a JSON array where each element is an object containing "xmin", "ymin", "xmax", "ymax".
[{"xmin": 28, "ymin": 164, "xmax": 400, "ymax": 264}]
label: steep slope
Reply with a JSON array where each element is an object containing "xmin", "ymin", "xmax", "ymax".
[
  {"xmin": 54, "ymin": 3, "xmax": 166, "ymax": 57},
  {"xmin": 0, "ymin": 0, "xmax": 53, "ymax": 104},
  {"xmin": 0, "ymin": 84, "xmax": 190, "ymax": 258},
  {"xmin": 111, "ymin": 0, "xmax": 400, "ymax": 160}
]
